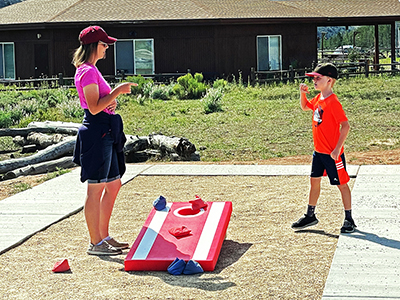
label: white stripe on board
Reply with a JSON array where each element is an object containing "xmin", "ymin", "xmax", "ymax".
[
  {"xmin": 132, "ymin": 204, "xmax": 171, "ymax": 259},
  {"xmin": 192, "ymin": 202, "xmax": 225, "ymax": 261}
]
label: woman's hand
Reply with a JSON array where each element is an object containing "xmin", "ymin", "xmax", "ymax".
[
  {"xmin": 84, "ymin": 82, "xmax": 138, "ymax": 115},
  {"xmin": 107, "ymin": 82, "xmax": 138, "ymax": 112},
  {"xmin": 113, "ymin": 82, "xmax": 138, "ymax": 95},
  {"xmin": 107, "ymin": 99, "xmax": 118, "ymax": 112}
]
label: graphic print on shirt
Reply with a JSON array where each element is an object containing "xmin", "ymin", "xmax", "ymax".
[{"xmin": 313, "ymin": 105, "xmax": 324, "ymax": 127}]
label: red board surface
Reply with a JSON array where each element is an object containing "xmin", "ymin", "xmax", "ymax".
[{"xmin": 125, "ymin": 201, "xmax": 232, "ymax": 272}]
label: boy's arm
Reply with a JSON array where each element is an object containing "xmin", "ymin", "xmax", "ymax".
[
  {"xmin": 331, "ymin": 120, "xmax": 350, "ymax": 161},
  {"xmin": 299, "ymin": 83, "xmax": 311, "ymax": 111}
]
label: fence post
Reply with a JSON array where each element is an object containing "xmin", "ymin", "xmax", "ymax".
[
  {"xmin": 250, "ymin": 67, "xmax": 255, "ymax": 85},
  {"xmin": 58, "ymin": 73, "xmax": 63, "ymax": 86},
  {"xmin": 364, "ymin": 60, "xmax": 369, "ymax": 78},
  {"xmin": 289, "ymin": 65, "xmax": 294, "ymax": 83}
]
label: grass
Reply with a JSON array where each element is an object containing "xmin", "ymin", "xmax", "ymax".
[
  {"xmin": 36, "ymin": 168, "xmax": 71, "ymax": 183},
  {"xmin": 11, "ymin": 182, "xmax": 31, "ymax": 194},
  {"xmin": 117, "ymin": 75, "xmax": 400, "ymax": 162},
  {"xmin": 2, "ymin": 75, "xmax": 400, "ymax": 162}
]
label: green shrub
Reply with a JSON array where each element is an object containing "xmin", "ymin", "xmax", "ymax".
[
  {"xmin": 46, "ymin": 94, "xmax": 59, "ymax": 107},
  {"xmin": 60, "ymin": 98, "xmax": 84, "ymax": 119},
  {"xmin": 176, "ymin": 73, "xmax": 207, "ymax": 99},
  {"xmin": 172, "ymin": 83, "xmax": 186, "ymax": 99},
  {"xmin": 125, "ymin": 75, "xmax": 154, "ymax": 95},
  {"xmin": 202, "ymin": 87, "xmax": 224, "ymax": 114},
  {"xmin": 213, "ymin": 79, "xmax": 228, "ymax": 89},
  {"xmin": 150, "ymin": 83, "xmax": 174, "ymax": 100},
  {"xmin": 142, "ymin": 82, "xmax": 154, "ymax": 98},
  {"xmin": 177, "ymin": 73, "xmax": 192, "ymax": 90},
  {"xmin": 348, "ymin": 49, "xmax": 361, "ymax": 62},
  {"xmin": 0, "ymin": 111, "xmax": 13, "ymax": 128},
  {"xmin": 194, "ymin": 73, "xmax": 203, "ymax": 82}
]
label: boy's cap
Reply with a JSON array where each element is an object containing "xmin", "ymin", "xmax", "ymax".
[
  {"xmin": 306, "ymin": 63, "xmax": 338, "ymax": 79},
  {"xmin": 79, "ymin": 26, "xmax": 117, "ymax": 45}
]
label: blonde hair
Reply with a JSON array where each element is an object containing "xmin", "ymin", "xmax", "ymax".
[
  {"xmin": 330, "ymin": 78, "xmax": 336, "ymax": 88},
  {"xmin": 72, "ymin": 43, "xmax": 97, "ymax": 68}
]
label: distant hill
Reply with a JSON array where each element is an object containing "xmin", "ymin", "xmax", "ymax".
[
  {"xmin": 317, "ymin": 26, "xmax": 356, "ymax": 39},
  {"xmin": 0, "ymin": 0, "xmax": 23, "ymax": 8}
]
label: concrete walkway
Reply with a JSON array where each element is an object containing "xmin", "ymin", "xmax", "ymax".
[
  {"xmin": 322, "ymin": 165, "xmax": 400, "ymax": 300},
  {"xmin": 0, "ymin": 164, "xmax": 151, "ymax": 255},
  {"xmin": 0, "ymin": 163, "xmax": 399, "ymax": 299}
]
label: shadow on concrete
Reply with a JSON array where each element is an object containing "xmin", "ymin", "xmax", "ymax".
[{"xmin": 345, "ymin": 229, "xmax": 400, "ymax": 250}]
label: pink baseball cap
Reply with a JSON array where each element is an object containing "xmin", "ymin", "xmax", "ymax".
[{"xmin": 79, "ymin": 26, "xmax": 117, "ymax": 45}]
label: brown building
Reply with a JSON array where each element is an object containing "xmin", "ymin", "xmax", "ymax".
[{"xmin": 0, "ymin": 0, "xmax": 399, "ymax": 80}]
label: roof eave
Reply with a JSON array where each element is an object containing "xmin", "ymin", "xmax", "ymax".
[{"xmin": 1, "ymin": 15, "xmax": 400, "ymax": 31}]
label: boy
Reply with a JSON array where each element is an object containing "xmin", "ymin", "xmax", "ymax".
[{"xmin": 291, "ymin": 63, "xmax": 356, "ymax": 233}]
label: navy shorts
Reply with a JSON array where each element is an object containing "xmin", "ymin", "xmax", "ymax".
[
  {"xmin": 87, "ymin": 132, "xmax": 120, "ymax": 184},
  {"xmin": 311, "ymin": 151, "xmax": 350, "ymax": 185}
]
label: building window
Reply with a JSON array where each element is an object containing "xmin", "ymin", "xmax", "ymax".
[
  {"xmin": 115, "ymin": 39, "xmax": 154, "ymax": 75},
  {"xmin": 0, "ymin": 43, "xmax": 15, "ymax": 79},
  {"xmin": 257, "ymin": 36, "xmax": 282, "ymax": 71}
]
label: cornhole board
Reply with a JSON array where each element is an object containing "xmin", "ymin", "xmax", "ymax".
[{"xmin": 125, "ymin": 201, "xmax": 232, "ymax": 272}]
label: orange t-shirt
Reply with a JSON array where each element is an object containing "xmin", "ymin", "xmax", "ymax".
[{"xmin": 306, "ymin": 93, "xmax": 348, "ymax": 155}]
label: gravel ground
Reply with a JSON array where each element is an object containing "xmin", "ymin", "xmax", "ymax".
[{"xmin": 0, "ymin": 175, "xmax": 355, "ymax": 300}]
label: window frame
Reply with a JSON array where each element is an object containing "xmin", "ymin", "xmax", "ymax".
[
  {"xmin": 256, "ymin": 35, "xmax": 282, "ymax": 71},
  {"xmin": 114, "ymin": 38, "xmax": 155, "ymax": 75},
  {"xmin": 0, "ymin": 42, "xmax": 15, "ymax": 79}
]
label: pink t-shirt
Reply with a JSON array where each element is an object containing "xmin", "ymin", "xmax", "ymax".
[{"xmin": 74, "ymin": 63, "xmax": 114, "ymax": 115}]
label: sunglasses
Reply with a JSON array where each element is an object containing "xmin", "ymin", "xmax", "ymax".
[{"xmin": 98, "ymin": 41, "xmax": 109, "ymax": 48}]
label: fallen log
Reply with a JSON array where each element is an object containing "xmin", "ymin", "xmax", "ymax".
[
  {"xmin": 13, "ymin": 132, "xmax": 65, "ymax": 149},
  {"xmin": 0, "ymin": 121, "xmax": 80, "ymax": 138},
  {"xmin": 0, "ymin": 136, "xmax": 76, "ymax": 174},
  {"xmin": 21, "ymin": 144, "xmax": 38, "ymax": 154},
  {"xmin": 27, "ymin": 121, "xmax": 81, "ymax": 132},
  {"xmin": 124, "ymin": 135, "xmax": 150, "ymax": 163},
  {"xmin": 0, "ymin": 120, "xmax": 200, "ymax": 178},
  {"xmin": 124, "ymin": 135, "xmax": 150, "ymax": 153},
  {"xmin": 2, "ymin": 156, "xmax": 76, "ymax": 180},
  {"xmin": 0, "ymin": 125, "xmax": 79, "ymax": 137},
  {"xmin": 148, "ymin": 134, "xmax": 196, "ymax": 159}
]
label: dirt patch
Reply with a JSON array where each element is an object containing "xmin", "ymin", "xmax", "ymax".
[
  {"xmin": 0, "ymin": 174, "xmax": 48, "ymax": 201},
  {"xmin": 0, "ymin": 175, "xmax": 354, "ymax": 299}
]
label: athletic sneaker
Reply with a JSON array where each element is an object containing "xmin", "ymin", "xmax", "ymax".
[
  {"xmin": 291, "ymin": 214, "xmax": 319, "ymax": 230},
  {"xmin": 106, "ymin": 237, "xmax": 129, "ymax": 250},
  {"xmin": 87, "ymin": 241, "xmax": 122, "ymax": 256},
  {"xmin": 341, "ymin": 219, "xmax": 357, "ymax": 233}
]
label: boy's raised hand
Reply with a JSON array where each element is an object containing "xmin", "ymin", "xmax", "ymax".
[{"xmin": 299, "ymin": 83, "xmax": 309, "ymax": 94}]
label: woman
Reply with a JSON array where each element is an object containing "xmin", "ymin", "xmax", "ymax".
[{"xmin": 72, "ymin": 25, "xmax": 136, "ymax": 255}]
